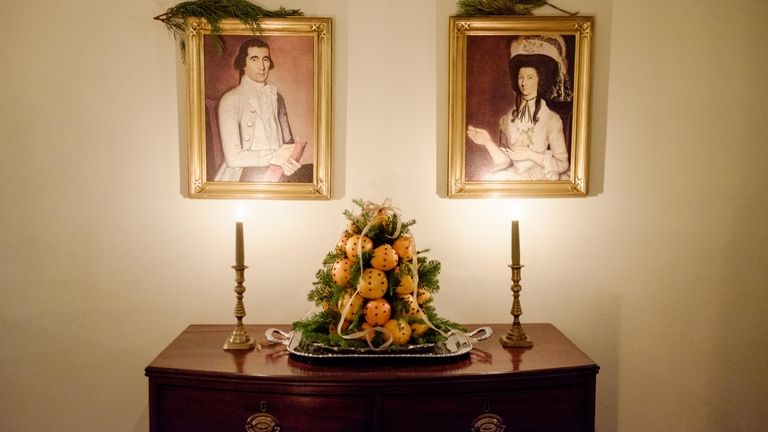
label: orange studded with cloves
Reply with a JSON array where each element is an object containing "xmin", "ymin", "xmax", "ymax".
[
  {"xmin": 357, "ymin": 268, "xmax": 388, "ymax": 299},
  {"xmin": 331, "ymin": 257, "xmax": 354, "ymax": 287},
  {"xmin": 364, "ymin": 298, "xmax": 392, "ymax": 326},
  {"xmin": 370, "ymin": 244, "xmax": 399, "ymax": 271}
]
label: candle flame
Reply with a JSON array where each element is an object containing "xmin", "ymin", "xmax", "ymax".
[
  {"xmin": 235, "ymin": 207, "xmax": 246, "ymax": 222},
  {"xmin": 509, "ymin": 203, "xmax": 522, "ymax": 221}
]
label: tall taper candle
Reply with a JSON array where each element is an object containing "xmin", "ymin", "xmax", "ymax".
[
  {"xmin": 511, "ymin": 220, "xmax": 520, "ymax": 265},
  {"xmin": 235, "ymin": 221, "xmax": 244, "ymax": 267}
]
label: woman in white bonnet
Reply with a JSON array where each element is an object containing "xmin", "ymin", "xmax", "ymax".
[{"xmin": 467, "ymin": 35, "xmax": 572, "ymax": 181}]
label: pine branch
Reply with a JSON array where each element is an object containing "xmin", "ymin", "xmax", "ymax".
[
  {"xmin": 154, "ymin": 0, "xmax": 303, "ymax": 60},
  {"xmin": 417, "ymin": 255, "xmax": 442, "ymax": 293},
  {"xmin": 456, "ymin": 0, "xmax": 577, "ymax": 16}
]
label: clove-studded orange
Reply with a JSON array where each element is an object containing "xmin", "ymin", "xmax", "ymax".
[
  {"xmin": 345, "ymin": 234, "xmax": 373, "ymax": 260},
  {"xmin": 331, "ymin": 257, "xmax": 354, "ymax": 287},
  {"xmin": 383, "ymin": 319, "xmax": 412, "ymax": 346},
  {"xmin": 370, "ymin": 244, "xmax": 399, "ymax": 271},
  {"xmin": 339, "ymin": 291, "xmax": 364, "ymax": 321},
  {"xmin": 364, "ymin": 298, "xmax": 392, "ymax": 326},
  {"xmin": 392, "ymin": 235, "xmax": 415, "ymax": 262},
  {"xmin": 357, "ymin": 268, "xmax": 388, "ymax": 299}
]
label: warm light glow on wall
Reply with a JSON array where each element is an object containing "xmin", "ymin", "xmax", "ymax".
[{"xmin": 484, "ymin": 198, "xmax": 524, "ymax": 221}]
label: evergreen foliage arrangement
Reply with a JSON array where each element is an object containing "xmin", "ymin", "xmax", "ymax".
[
  {"xmin": 154, "ymin": 0, "xmax": 303, "ymax": 59},
  {"xmin": 292, "ymin": 199, "xmax": 464, "ymax": 350},
  {"xmin": 457, "ymin": 0, "xmax": 577, "ymax": 16}
]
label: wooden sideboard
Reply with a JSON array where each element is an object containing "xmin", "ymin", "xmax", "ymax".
[{"xmin": 145, "ymin": 323, "xmax": 598, "ymax": 432}]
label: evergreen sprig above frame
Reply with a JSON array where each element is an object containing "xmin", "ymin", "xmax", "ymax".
[
  {"xmin": 457, "ymin": 0, "xmax": 577, "ymax": 16},
  {"xmin": 154, "ymin": 0, "xmax": 303, "ymax": 59}
]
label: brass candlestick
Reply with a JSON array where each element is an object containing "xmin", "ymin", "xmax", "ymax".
[
  {"xmin": 500, "ymin": 264, "xmax": 533, "ymax": 348},
  {"xmin": 223, "ymin": 264, "xmax": 258, "ymax": 351}
]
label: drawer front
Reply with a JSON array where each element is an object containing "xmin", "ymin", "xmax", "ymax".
[
  {"xmin": 379, "ymin": 384, "xmax": 593, "ymax": 432},
  {"xmin": 152, "ymin": 385, "xmax": 372, "ymax": 432}
]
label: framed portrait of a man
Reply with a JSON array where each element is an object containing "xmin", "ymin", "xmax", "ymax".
[
  {"xmin": 185, "ymin": 17, "xmax": 332, "ymax": 199},
  {"xmin": 448, "ymin": 16, "xmax": 593, "ymax": 198}
]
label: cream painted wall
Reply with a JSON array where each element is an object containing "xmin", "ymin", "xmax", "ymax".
[{"xmin": 1, "ymin": 0, "xmax": 766, "ymax": 431}]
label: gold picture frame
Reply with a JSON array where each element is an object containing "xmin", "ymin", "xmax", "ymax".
[
  {"xmin": 185, "ymin": 17, "xmax": 332, "ymax": 199},
  {"xmin": 448, "ymin": 16, "xmax": 593, "ymax": 198}
]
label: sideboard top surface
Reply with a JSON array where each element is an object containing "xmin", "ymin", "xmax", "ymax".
[{"xmin": 146, "ymin": 323, "xmax": 598, "ymax": 383}]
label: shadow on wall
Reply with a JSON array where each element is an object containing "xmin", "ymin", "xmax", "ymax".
[
  {"xmin": 132, "ymin": 404, "xmax": 149, "ymax": 432},
  {"xmin": 590, "ymin": 292, "xmax": 620, "ymax": 432},
  {"xmin": 553, "ymin": 289, "xmax": 620, "ymax": 432}
]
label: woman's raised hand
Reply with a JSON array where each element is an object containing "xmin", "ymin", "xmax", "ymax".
[{"xmin": 466, "ymin": 125, "xmax": 493, "ymax": 146}]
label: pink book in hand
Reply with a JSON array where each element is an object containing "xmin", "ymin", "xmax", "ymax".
[{"xmin": 262, "ymin": 141, "xmax": 308, "ymax": 182}]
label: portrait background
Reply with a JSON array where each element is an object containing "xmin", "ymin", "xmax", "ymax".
[
  {"xmin": 203, "ymin": 34, "xmax": 315, "ymax": 181},
  {"xmin": 464, "ymin": 34, "xmax": 576, "ymax": 181}
]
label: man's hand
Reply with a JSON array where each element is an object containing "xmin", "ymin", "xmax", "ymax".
[
  {"xmin": 269, "ymin": 144, "xmax": 295, "ymax": 166},
  {"xmin": 281, "ymin": 159, "xmax": 301, "ymax": 176}
]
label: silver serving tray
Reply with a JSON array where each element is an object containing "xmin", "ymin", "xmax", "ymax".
[{"xmin": 265, "ymin": 326, "xmax": 492, "ymax": 361}]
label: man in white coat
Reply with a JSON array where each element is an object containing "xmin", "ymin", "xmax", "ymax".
[{"xmin": 214, "ymin": 38, "xmax": 304, "ymax": 182}]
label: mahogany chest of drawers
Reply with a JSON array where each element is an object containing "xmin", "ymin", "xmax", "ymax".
[{"xmin": 145, "ymin": 323, "xmax": 598, "ymax": 431}]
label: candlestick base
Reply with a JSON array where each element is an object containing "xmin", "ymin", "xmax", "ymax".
[
  {"xmin": 500, "ymin": 264, "xmax": 533, "ymax": 349},
  {"xmin": 499, "ymin": 324, "xmax": 533, "ymax": 348},
  {"xmin": 223, "ymin": 322, "xmax": 258, "ymax": 351},
  {"xmin": 222, "ymin": 264, "xmax": 260, "ymax": 351}
]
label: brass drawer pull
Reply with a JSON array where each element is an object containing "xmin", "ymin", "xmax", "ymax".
[
  {"xmin": 471, "ymin": 412, "xmax": 506, "ymax": 432},
  {"xmin": 245, "ymin": 401, "xmax": 280, "ymax": 432}
]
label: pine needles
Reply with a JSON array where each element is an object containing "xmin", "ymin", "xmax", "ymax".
[
  {"xmin": 154, "ymin": 0, "xmax": 303, "ymax": 59},
  {"xmin": 456, "ymin": 0, "xmax": 577, "ymax": 16}
]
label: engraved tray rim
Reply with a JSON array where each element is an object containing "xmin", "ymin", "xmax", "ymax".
[{"xmin": 265, "ymin": 326, "xmax": 492, "ymax": 360}]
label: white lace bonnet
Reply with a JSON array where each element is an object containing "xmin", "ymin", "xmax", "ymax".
[{"xmin": 509, "ymin": 35, "xmax": 573, "ymax": 102}]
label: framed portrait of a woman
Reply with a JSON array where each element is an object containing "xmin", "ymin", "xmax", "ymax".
[
  {"xmin": 185, "ymin": 17, "xmax": 332, "ymax": 199},
  {"xmin": 448, "ymin": 16, "xmax": 593, "ymax": 197}
]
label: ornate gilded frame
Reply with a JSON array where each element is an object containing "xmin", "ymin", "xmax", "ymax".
[
  {"xmin": 448, "ymin": 16, "xmax": 593, "ymax": 198},
  {"xmin": 185, "ymin": 17, "xmax": 332, "ymax": 199}
]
